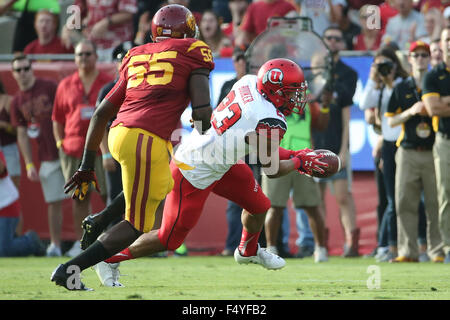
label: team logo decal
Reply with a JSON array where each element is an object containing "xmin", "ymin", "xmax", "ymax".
[
  {"xmin": 157, "ymin": 27, "xmax": 163, "ymax": 36},
  {"xmin": 186, "ymin": 12, "xmax": 196, "ymax": 32},
  {"xmin": 262, "ymin": 68, "xmax": 283, "ymax": 85}
]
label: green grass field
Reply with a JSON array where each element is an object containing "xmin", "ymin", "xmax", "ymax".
[{"xmin": 0, "ymin": 255, "xmax": 449, "ymax": 300}]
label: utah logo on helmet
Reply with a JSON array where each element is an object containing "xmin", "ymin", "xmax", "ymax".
[
  {"xmin": 263, "ymin": 68, "xmax": 284, "ymax": 86},
  {"xmin": 256, "ymin": 58, "xmax": 308, "ymax": 116}
]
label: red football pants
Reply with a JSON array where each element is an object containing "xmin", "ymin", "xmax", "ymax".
[{"xmin": 158, "ymin": 161, "xmax": 271, "ymax": 250}]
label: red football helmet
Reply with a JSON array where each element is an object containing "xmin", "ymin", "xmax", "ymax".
[
  {"xmin": 256, "ymin": 58, "xmax": 308, "ymax": 116},
  {"xmin": 151, "ymin": 4, "xmax": 197, "ymax": 42}
]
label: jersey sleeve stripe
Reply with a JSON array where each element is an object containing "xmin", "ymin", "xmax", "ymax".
[
  {"xmin": 187, "ymin": 40, "xmax": 209, "ymax": 53},
  {"xmin": 422, "ymin": 92, "xmax": 440, "ymax": 99}
]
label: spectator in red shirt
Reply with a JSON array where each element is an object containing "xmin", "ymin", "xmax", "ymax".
[
  {"xmin": 24, "ymin": 9, "xmax": 73, "ymax": 55},
  {"xmin": 63, "ymin": 0, "xmax": 137, "ymax": 62},
  {"xmin": 235, "ymin": 0, "xmax": 297, "ymax": 47},
  {"xmin": 52, "ymin": 39, "xmax": 112, "ymax": 257},
  {"xmin": 10, "ymin": 54, "xmax": 69, "ymax": 257}
]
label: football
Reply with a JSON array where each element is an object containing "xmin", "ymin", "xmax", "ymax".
[{"xmin": 308, "ymin": 149, "xmax": 341, "ymax": 178}]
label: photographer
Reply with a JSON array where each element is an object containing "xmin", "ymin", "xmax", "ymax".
[
  {"xmin": 385, "ymin": 41, "xmax": 444, "ymax": 263},
  {"xmin": 359, "ymin": 45, "xmax": 408, "ymax": 262}
]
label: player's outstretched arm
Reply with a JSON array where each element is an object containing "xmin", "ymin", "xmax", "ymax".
[
  {"xmin": 189, "ymin": 68, "xmax": 213, "ymax": 134},
  {"xmin": 64, "ymin": 97, "xmax": 121, "ymax": 200},
  {"xmin": 248, "ymin": 132, "xmax": 295, "ymax": 178}
]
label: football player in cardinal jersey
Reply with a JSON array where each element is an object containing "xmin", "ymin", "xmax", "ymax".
[{"xmin": 51, "ymin": 4, "xmax": 215, "ymax": 290}]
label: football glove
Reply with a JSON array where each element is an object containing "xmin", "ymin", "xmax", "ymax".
[
  {"xmin": 291, "ymin": 149, "xmax": 328, "ymax": 176},
  {"xmin": 64, "ymin": 169, "xmax": 100, "ymax": 200},
  {"xmin": 64, "ymin": 149, "xmax": 100, "ymax": 200}
]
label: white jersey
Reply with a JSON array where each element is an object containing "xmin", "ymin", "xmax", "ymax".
[{"xmin": 174, "ymin": 75, "xmax": 287, "ymax": 189}]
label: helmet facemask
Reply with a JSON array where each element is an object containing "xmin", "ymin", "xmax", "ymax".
[{"xmin": 277, "ymin": 81, "xmax": 308, "ymax": 116}]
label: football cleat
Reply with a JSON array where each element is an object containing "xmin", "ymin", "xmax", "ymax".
[
  {"xmin": 234, "ymin": 245, "xmax": 286, "ymax": 270},
  {"xmin": 93, "ymin": 262, "xmax": 124, "ymax": 287},
  {"xmin": 314, "ymin": 246, "xmax": 328, "ymax": 263},
  {"xmin": 80, "ymin": 215, "xmax": 103, "ymax": 250},
  {"xmin": 50, "ymin": 264, "xmax": 92, "ymax": 291}
]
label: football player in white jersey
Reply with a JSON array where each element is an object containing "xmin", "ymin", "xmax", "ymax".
[
  {"xmin": 61, "ymin": 59, "xmax": 329, "ymax": 289},
  {"xmin": 94, "ymin": 58, "xmax": 328, "ymax": 272}
]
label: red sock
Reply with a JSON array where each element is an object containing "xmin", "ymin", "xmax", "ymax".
[
  {"xmin": 238, "ymin": 229, "xmax": 261, "ymax": 257},
  {"xmin": 104, "ymin": 248, "xmax": 134, "ymax": 263}
]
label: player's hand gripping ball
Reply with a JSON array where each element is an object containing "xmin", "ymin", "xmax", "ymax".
[{"xmin": 308, "ymin": 149, "xmax": 341, "ymax": 178}]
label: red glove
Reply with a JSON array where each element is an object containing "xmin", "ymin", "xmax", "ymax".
[
  {"xmin": 291, "ymin": 149, "xmax": 328, "ymax": 176},
  {"xmin": 64, "ymin": 169, "xmax": 100, "ymax": 200}
]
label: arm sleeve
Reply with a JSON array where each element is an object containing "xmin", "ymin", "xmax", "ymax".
[
  {"xmin": 51, "ymin": 82, "xmax": 66, "ymax": 124},
  {"xmin": 422, "ymin": 69, "xmax": 440, "ymax": 97},
  {"xmin": 385, "ymin": 86, "xmax": 399, "ymax": 117},
  {"xmin": 255, "ymin": 117, "xmax": 287, "ymax": 142},
  {"xmin": 104, "ymin": 60, "xmax": 128, "ymax": 107},
  {"xmin": 9, "ymin": 97, "xmax": 26, "ymax": 127},
  {"xmin": 185, "ymin": 39, "xmax": 215, "ymax": 71},
  {"xmin": 359, "ymin": 78, "xmax": 381, "ymax": 110},
  {"xmin": 104, "ymin": 79, "xmax": 126, "ymax": 107}
]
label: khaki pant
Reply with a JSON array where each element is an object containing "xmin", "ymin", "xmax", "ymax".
[
  {"xmin": 395, "ymin": 147, "xmax": 444, "ymax": 259},
  {"xmin": 262, "ymin": 171, "xmax": 321, "ymax": 208},
  {"xmin": 433, "ymin": 133, "xmax": 450, "ymax": 255}
]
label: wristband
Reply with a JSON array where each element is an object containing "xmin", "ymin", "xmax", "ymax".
[
  {"xmin": 320, "ymin": 107, "xmax": 330, "ymax": 114},
  {"xmin": 102, "ymin": 153, "xmax": 113, "ymax": 160},
  {"xmin": 26, "ymin": 163, "xmax": 34, "ymax": 170}
]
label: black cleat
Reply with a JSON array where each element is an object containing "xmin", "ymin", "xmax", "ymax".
[
  {"xmin": 80, "ymin": 215, "xmax": 103, "ymax": 250},
  {"xmin": 51, "ymin": 264, "xmax": 92, "ymax": 291}
]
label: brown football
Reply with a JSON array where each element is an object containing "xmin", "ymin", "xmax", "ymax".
[{"xmin": 308, "ymin": 149, "xmax": 341, "ymax": 178}]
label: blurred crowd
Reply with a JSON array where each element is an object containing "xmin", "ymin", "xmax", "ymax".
[
  {"xmin": 0, "ymin": 0, "xmax": 449, "ymax": 264},
  {"xmin": 1, "ymin": 0, "xmax": 449, "ymax": 59}
]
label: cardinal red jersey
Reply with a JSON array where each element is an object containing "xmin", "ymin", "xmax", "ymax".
[{"xmin": 106, "ymin": 38, "xmax": 215, "ymax": 140}]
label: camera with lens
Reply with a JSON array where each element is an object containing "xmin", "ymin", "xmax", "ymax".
[{"xmin": 376, "ymin": 61, "xmax": 394, "ymax": 77}]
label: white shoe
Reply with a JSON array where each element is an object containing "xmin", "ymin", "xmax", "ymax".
[
  {"xmin": 93, "ymin": 261, "xmax": 124, "ymax": 287},
  {"xmin": 375, "ymin": 246, "xmax": 389, "ymax": 260},
  {"xmin": 65, "ymin": 241, "xmax": 83, "ymax": 257},
  {"xmin": 314, "ymin": 246, "xmax": 328, "ymax": 263},
  {"xmin": 234, "ymin": 245, "xmax": 286, "ymax": 270},
  {"xmin": 46, "ymin": 243, "xmax": 62, "ymax": 257},
  {"xmin": 266, "ymin": 246, "xmax": 278, "ymax": 255}
]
